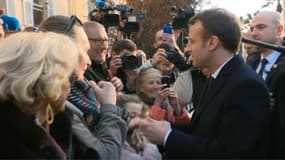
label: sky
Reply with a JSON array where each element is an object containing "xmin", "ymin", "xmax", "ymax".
[{"xmin": 200, "ymin": 0, "xmax": 279, "ymax": 18}]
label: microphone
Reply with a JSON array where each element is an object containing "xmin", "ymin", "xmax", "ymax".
[{"xmin": 242, "ymin": 37, "xmax": 285, "ymax": 53}]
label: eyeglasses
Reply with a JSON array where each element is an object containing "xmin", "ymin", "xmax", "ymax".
[
  {"xmin": 64, "ymin": 15, "xmax": 82, "ymax": 33},
  {"xmin": 88, "ymin": 38, "xmax": 109, "ymax": 43}
]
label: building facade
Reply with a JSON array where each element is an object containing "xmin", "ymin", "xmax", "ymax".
[
  {"xmin": 0, "ymin": 0, "xmax": 128, "ymax": 28},
  {"xmin": 0, "ymin": 0, "xmax": 90, "ymax": 27}
]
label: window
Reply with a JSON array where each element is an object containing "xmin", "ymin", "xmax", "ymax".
[
  {"xmin": 23, "ymin": 0, "xmax": 54, "ymax": 26},
  {"xmin": 0, "ymin": 1, "xmax": 6, "ymax": 10},
  {"xmin": 47, "ymin": 0, "xmax": 54, "ymax": 16},
  {"xmin": 33, "ymin": 0, "xmax": 44, "ymax": 26},
  {"xmin": 23, "ymin": 0, "xmax": 34, "ymax": 25},
  {"xmin": 6, "ymin": 0, "xmax": 16, "ymax": 16}
]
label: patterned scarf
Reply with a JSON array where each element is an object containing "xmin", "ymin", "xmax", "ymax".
[{"xmin": 67, "ymin": 79, "xmax": 100, "ymax": 132}]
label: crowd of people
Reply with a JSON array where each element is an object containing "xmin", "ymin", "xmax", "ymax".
[{"xmin": 0, "ymin": 6, "xmax": 284, "ymax": 159}]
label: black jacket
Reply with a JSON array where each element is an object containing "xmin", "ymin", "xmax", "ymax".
[
  {"xmin": 85, "ymin": 61, "xmax": 110, "ymax": 83},
  {"xmin": 165, "ymin": 55, "xmax": 271, "ymax": 158},
  {"xmin": 0, "ymin": 101, "xmax": 66, "ymax": 159},
  {"xmin": 191, "ymin": 69, "xmax": 207, "ymax": 109}
]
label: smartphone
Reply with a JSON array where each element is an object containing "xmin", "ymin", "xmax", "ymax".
[
  {"xmin": 161, "ymin": 76, "xmax": 170, "ymax": 89},
  {"xmin": 163, "ymin": 24, "xmax": 173, "ymax": 34}
]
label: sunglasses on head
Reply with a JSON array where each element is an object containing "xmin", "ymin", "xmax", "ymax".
[{"xmin": 64, "ymin": 15, "xmax": 82, "ymax": 33}]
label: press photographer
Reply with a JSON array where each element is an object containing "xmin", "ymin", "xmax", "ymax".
[
  {"xmin": 137, "ymin": 26, "xmax": 183, "ymax": 86},
  {"xmin": 171, "ymin": 6, "xmax": 195, "ymax": 30},
  {"xmin": 108, "ymin": 39, "xmax": 143, "ymax": 93},
  {"xmin": 170, "ymin": 6, "xmax": 195, "ymax": 49},
  {"xmin": 158, "ymin": 42, "xmax": 192, "ymax": 72}
]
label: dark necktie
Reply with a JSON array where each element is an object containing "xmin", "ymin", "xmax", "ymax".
[{"xmin": 258, "ymin": 58, "xmax": 268, "ymax": 77}]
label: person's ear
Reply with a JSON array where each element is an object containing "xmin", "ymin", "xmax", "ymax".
[
  {"xmin": 277, "ymin": 24, "xmax": 284, "ymax": 37},
  {"xmin": 207, "ymin": 35, "xmax": 219, "ymax": 51}
]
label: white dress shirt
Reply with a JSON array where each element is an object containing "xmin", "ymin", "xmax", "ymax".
[{"xmin": 257, "ymin": 51, "xmax": 281, "ymax": 80}]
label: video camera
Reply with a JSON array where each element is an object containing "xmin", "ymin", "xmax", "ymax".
[
  {"xmin": 121, "ymin": 16, "xmax": 140, "ymax": 34},
  {"xmin": 90, "ymin": 0, "xmax": 132, "ymax": 27},
  {"xmin": 171, "ymin": 6, "xmax": 195, "ymax": 29},
  {"xmin": 90, "ymin": 0, "xmax": 140, "ymax": 34}
]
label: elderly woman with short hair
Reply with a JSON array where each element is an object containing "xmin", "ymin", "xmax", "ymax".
[{"xmin": 0, "ymin": 31, "xmax": 79, "ymax": 159}]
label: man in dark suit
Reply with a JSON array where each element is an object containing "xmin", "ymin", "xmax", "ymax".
[
  {"xmin": 248, "ymin": 11, "xmax": 285, "ymax": 158},
  {"xmin": 130, "ymin": 8, "xmax": 271, "ymax": 158}
]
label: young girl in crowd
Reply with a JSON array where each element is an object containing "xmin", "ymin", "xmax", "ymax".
[
  {"xmin": 117, "ymin": 94, "xmax": 161, "ymax": 160},
  {"xmin": 136, "ymin": 67, "xmax": 190, "ymax": 122}
]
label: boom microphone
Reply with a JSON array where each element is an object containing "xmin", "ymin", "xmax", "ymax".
[{"xmin": 242, "ymin": 37, "xmax": 285, "ymax": 53}]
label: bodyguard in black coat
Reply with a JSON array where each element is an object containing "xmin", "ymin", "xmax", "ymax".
[
  {"xmin": 129, "ymin": 8, "xmax": 271, "ymax": 159},
  {"xmin": 248, "ymin": 10, "xmax": 285, "ymax": 158}
]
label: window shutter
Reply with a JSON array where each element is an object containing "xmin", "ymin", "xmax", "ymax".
[
  {"xmin": 6, "ymin": 0, "xmax": 16, "ymax": 16},
  {"xmin": 23, "ymin": 0, "xmax": 34, "ymax": 25}
]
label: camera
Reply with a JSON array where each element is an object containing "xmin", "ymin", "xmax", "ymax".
[
  {"xmin": 172, "ymin": 6, "xmax": 195, "ymax": 29},
  {"xmin": 158, "ymin": 43, "xmax": 192, "ymax": 71},
  {"xmin": 90, "ymin": 1, "xmax": 134, "ymax": 28},
  {"xmin": 89, "ymin": 0, "xmax": 141, "ymax": 38},
  {"xmin": 122, "ymin": 21, "xmax": 140, "ymax": 34},
  {"xmin": 121, "ymin": 53, "xmax": 143, "ymax": 70},
  {"xmin": 89, "ymin": 9, "xmax": 120, "ymax": 27}
]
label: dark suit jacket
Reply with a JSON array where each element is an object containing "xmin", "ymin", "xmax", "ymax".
[
  {"xmin": 247, "ymin": 52, "xmax": 285, "ymax": 158},
  {"xmin": 165, "ymin": 55, "xmax": 271, "ymax": 158},
  {"xmin": 191, "ymin": 69, "xmax": 207, "ymax": 109}
]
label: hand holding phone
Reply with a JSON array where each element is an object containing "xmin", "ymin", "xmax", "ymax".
[
  {"xmin": 163, "ymin": 24, "xmax": 173, "ymax": 34},
  {"xmin": 161, "ymin": 76, "xmax": 170, "ymax": 89}
]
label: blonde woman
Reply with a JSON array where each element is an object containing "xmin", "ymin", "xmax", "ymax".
[
  {"xmin": 136, "ymin": 67, "xmax": 190, "ymax": 122},
  {"xmin": 0, "ymin": 32, "xmax": 79, "ymax": 159}
]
